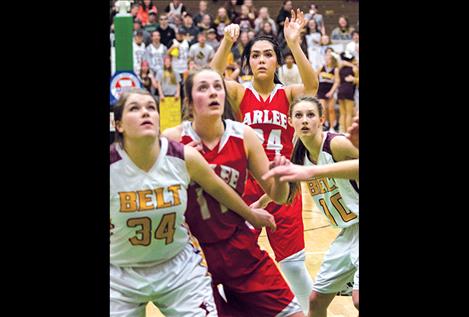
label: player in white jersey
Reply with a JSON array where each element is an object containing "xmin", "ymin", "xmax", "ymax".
[
  {"xmin": 110, "ymin": 88, "xmax": 276, "ymax": 317},
  {"xmin": 264, "ymin": 96, "xmax": 359, "ymax": 317}
]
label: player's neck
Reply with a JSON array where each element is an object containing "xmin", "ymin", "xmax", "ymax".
[
  {"xmin": 192, "ymin": 118, "xmax": 224, "ymax": 145},
  {"xmin": 302, "ymin": 132, "xmax": 323, "ymax": 163},
  {"xmin": 124, "ymin": 138, "xmax": 160, "ymax": 172},
  {"xmin": 252, "ymin": 79, "xmax": 275, "ymax": 97}
]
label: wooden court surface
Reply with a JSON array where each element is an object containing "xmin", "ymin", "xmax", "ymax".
[{"xmin": 146, "ymin": 184, "xmax": 358, "ymax": 317}]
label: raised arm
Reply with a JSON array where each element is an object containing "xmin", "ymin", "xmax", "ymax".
[
  {"xmin": 185, "ymin": 145, "xmax": 276, "ymax": 230},
  {"xmin": 284, "ymin": 9, "xmax": 319, "ymax": 101},
  {"xmin": 210, "ymin": 24, "xmax": 245, "ymax": 116},
  {"xmin": 210, "ymin": 24, "xmax": 239, "ymax": 76}
]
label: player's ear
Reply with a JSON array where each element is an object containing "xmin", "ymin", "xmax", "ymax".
[
  {"xmin": 115, "ymin": 120, "xmax": 123, "ymax": 133},
  {"xmin": 287, "ymin": 116, "xmax": 293, "ymax": 127}
]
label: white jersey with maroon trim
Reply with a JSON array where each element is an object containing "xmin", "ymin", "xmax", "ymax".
[
  {"xmin": 239, "ymin": 82, "xmax": 295, "ymax": 161},
  {"xmin": 181, "ymin": 119, "xmax": 249, "ymax": 244},
  {"xmin": 110, "ymin": 138, "xmax": 190, "ymax": 267},
  {"xmin": 303, "ymin": 132, "xmax": 359, "ymax": 228}
]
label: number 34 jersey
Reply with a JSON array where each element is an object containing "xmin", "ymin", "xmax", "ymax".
[
  {"xmin": 303, "ymin": 132, "xmax": 359, "ymax": 229},
  {"xmin": 110, "ymin": 138, "xmax": 190, "ymax": 267},
  {"xmin": 239, "ymin": 82, "xmax": 295, "ymax": 161}
]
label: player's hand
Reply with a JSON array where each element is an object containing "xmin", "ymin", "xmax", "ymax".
[
  {"xmin": 186, "ymin": 140, "xmax": 203, "ymax": 152},
  {"xmin": 284, "ymin": 9, "xmax": 306, "ymax": 46},
  {"xmin": 262, "ymin": 163, "xmax": 312, "ymax": 182},
  {"xmin": 269, "ymin": 154, "xmax": 291, "ymax": 169},
  {"xmin": 223, "ymin": 24, "xmax": 240, "ymax": 44},
  {"xmin": 345, "ymin": 115, "xmax": 359, "ymax": 148},
  {"xmin": 247, "ymin": 208, "xmax": 276, "ymax": 232}
]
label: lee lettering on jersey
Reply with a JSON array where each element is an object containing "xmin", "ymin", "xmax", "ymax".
[
  {"xmin": 210, "ymin": 164, "xmax": 239, "ymax": 189},
  {"xmin": 243, "ymin": 110, "xmax": 287, "ymax": 128},
  {"xmin": 306, "ymin": 177, "xmax": 338, "ymax": 196},
  {"xmin": 118, "ymin": 184, "xmax": 182, "ymax": 212}
]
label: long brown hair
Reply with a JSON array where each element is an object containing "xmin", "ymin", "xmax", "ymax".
[{"xmin": 287, "ymin": 96, "xmax": 323, "ymax": 203}]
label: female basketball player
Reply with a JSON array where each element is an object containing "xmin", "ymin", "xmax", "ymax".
[
  {"xmin": 162, "ymin": 67, "xmax": 305, "ymax": 317},
  {"xmin": 266, "ymin": 96, "xmax": 359, "ymax": 317},
  {"xmin": 109, "ymin": 88, "xmax": 276, "ymax": 317},
  {"xmin": 209, "ymin": 9, "xmax": 317, "ymax": 313}
]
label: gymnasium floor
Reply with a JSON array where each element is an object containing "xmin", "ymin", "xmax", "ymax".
[{"xmin": 146, "ymin": 184, "xmax": 358, "ymax": 317}]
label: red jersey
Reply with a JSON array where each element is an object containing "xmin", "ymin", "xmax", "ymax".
[
  {"xmin": 181, "ymin": 120, "xmax": 248, "ymax": 244},
  {"xmin": 239, "ymin": 82, "xmax": 295, "ymax": 161}
]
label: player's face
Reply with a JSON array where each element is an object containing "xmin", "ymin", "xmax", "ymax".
[
  {"xmin": 249, "ymin": 41, "xmax": 278, "ymax": 80},
  {"xmin": 288, "ymin": 101, "xmax": 324, "ymax": 137},
  {"xmin": 191, "ymin": 70, "xmax": 225, "ymax": 118},
  {"xmin": 117, "ymin": 93, "xmax": 159, "ymax": 142}
]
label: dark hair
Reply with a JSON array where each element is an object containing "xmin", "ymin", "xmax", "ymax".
[
  {"xmin": 241, "ymin": 34, "xmax": 283, "ymax": 85},
  {"xmin": 112, "ymin": 88, "xmax": 159, "ymax": 146},
  {"xmin": 183, "ymin": 66, "xmax": 236, "ymax": 121},
  {"xmin": 287, "ymin": 96, "xmax": 323, "ymax": 203}
]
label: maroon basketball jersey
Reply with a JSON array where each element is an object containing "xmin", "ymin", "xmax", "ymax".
[
  {"xmin": 239, "ymin": 82, "xmax": 295, "ymax": 161},
  {"xmin": 181, "ymin": 120, "xmax": 249, "ymax": 244}
]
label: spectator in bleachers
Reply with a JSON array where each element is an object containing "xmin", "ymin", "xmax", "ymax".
[
  {"xmin": 304, "ymin": 3, "xmax": 326, "ymax": 36},
  {"xmin": 234, "ymin": 5, "xmax": 255, "ymax": 33},
  {"xmin": 143, "ymin": 12, "xmax": 159, "ymax": 34},
  {"xmin": 206, "ymin": 28, "xmax": 220, "ymax": 51},
  {"xmin": 133, "ymin": 30, "xmax": 147, "ymax": 75},
  {"xmin": 226, "ymin": 0, "xmax": 240, "ymax": 21},
  {"xmin": 165, "ymin": 0, "xmax": 187, "ymax": 25},
  {"xmin": 275, "ymin": 0, "xmax": 292, "ymax": 38},
  {"xmin": 214, "ymin": 7, "xmax": 231, "ymax": 40},
  {"xmin": 243, "ymin": 0, "xmax": 257, "ymax": 20},
  {"xmin": 169, "ymin": 13, "xmax": 184, "ymax": 31},
  {"xmin": 189, "ymin": 31, "xmax": 215, "ymax": 68},
  {"xmin": 247, "ymin": 29, "xmax": 256, "ymax": 41},
  {"xmin": 168, "ymin": 28, "xmax": 190, "ymax": 99},
  {"xmin": 319, "ymin": 34, "xmax": 332, "ymax": 56},
  {"xmin": 258, "ymin": 21, "xmax": 276, "ymax": 38},
  {"xmin": 156, "ymin": 55, "xmax": 181, "ymax": 102},
  {"xmin": 337, "ymin": 51, "xmax": 358, "ymax": 133},
  {"xmin": 156, "ymin": 14, "xmax": 176, "ymax": 48},
  {"xmin": 330, "ymin": 16, "xmax": 355, "ymax": 43},
  {"xmin": 231, "ymin": 31, "xmax": 250, "ymax": 64},
  {"xmin": 345, "ymin": 30, "xmax": 359, "ymax": 62},
  {"xmin": 278, "ymin": 50, "xmax": 301, "ymax": 86},
  {"xmin": 145, "ymin": 30, "xmax": 168, "ymax": 76},
  {"xmin": 305, "ymin": 18, "xmax": 323, "ymax": 70},
  {"xmin": 254, "ymin": 7, "xmax": 277, "ymax": 36},
  {"xmin": 317, "ymin": 48, "xmax": 340, "ymax": 132},
  {"xmin": 130, "ymin": 2, "xmax": 139, "ymax": 20},
  {"xmin": 197, "ymin": 14, "xmax": 214, "ymax": 33},
  {"xmin": 138, "ymin": 60, "xmax": 158, "ymax": 96},
  {"xmin": 136, "ymin": 0, "xmax": 157, "ymax": 26},
  {"xmin": 133, "ymin": 19, "xmax": 152, "ymax": 46},
  {"xmin": 183, "ymin": 60, "xmax": 200, "ymax": 82},
  {"xmin": 179, "ymin": 13, "xmax": 199, "ymax": 45},
  {"xmin": 193, "ymin": 0, "xmax": 211, "ymax": 27}
]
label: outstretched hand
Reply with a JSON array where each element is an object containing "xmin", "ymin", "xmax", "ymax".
[
  {"xmin": 262, "ymin": 163, "xmax": 312, "ymax": 182},
  {"xmin": 284, "ymin": 8, "xmax": 306, "ymax": 45}
]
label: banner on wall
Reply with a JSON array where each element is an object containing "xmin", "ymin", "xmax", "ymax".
[
  {"xmin": 159, "ymin": 97, "xmax": 181, "ymax": 133},
  {"xmin": 110, "ymin": 71, "xmax": 142, "ymax": 105}
]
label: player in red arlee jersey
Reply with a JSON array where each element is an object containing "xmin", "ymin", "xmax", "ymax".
[
  {"xmin": 163, "ymin": 67, "xmax": 305, "ymax": 316},
  {"xmin": 210, "ymin": 9, "xmax": 318, "ymax": 314}
]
